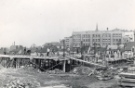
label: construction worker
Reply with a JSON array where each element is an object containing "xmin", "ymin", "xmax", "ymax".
[
  {"xmin": 52, "ymin": 49, "xmax": 55, "ymax": 55},
  {"xmin": 47, "ymin": 48, "xmax": 50, "ymax": 56},
  {"xmin": 67, "ymin": 48, "xmax": 70, "ymax": 55}
]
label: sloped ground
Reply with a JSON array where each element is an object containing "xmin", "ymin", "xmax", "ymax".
[{"xmin": 0, "ymin": 66, "xmax": 118, "ymax": 88}]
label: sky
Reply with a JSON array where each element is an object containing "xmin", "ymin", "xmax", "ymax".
[{"xmin": 0, "ymin": 0, "xmax": 135, "ymax": 47}]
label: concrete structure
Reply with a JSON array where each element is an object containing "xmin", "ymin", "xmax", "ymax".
[{"xmin": 72, "ymin": 28, "xmax": 134, "ymax": 48}]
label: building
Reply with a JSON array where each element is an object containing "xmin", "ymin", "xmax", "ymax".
[
  {"xmin": 64, "ymin": 36, "xmax": 73, "ymax": 49},
  {"xmin": 123, "ymin": 42, "xmax": 135, "ymax": 58},
  {"xmin": 0, "ymin": 47, "xmax": 9, "ymax": 54},
  {"xmin": 60, "ymin": 36, "xmax": 73, "ymax": 49},
  {"xmin": 72, "ymin": 28, "xmax": 134, "ymax": 48},
  {"xmin": 125, "ymin": 42, "xmax": 135, "ymax": 51},
  {"xmin": 44, "ymin": 42, "xmax": 61, "ymax": 48}
]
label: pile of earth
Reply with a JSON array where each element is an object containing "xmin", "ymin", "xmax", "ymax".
[
  {"xmin": 0, "ymin": 67, "xmax": 41, "ymax": 88},
  {"xmin": 2, "ymin": 77, "xmax": 40, "ymax": 88},
  {"xmin": 72, "ymin": 66, "xmax": 94, "ymax": 75}
]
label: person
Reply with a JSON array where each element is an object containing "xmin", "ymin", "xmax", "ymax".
[
  {"xmin": 52, "ymin": 49, "xmax": 55, "ymax": 55},
  {"xmin": 40, "ymin": 53, "xmax": 43, "ymax": 57},
  {"xmin": 47, "ymin": 48, "xmax": 50, "ymax": 56},
  {"xmin": 24, "ymin": 47, "xmax": 26, "ymax": 55},
  {"xmin": 76, "ymin": 48, "xmax": 79, "ymax": 54},
  {"xmin": 67, "ymin": 48, "xmax": 70, "ymax": 55}
]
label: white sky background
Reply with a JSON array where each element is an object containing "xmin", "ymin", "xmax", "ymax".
[{"xmin": 0, "ymin": 0, "xmax": 135, "ymax": 47}]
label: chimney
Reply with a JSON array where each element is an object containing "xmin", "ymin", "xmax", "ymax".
[
  {"xmin": 14, "ymin": 41, "xmax": 15, "ymax": 45},
  {"xmin": 96, "ymin": 23, "xmax": 98, "ymax": 31},
  {"xmin": 107, "ymin": 27, "xmax": 109, "ymax": 31},
  {"xmin": 134, "ymin": 29, "xmax": 135, "ymax": 42}
]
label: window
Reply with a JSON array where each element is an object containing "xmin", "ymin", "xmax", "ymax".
[{"xmin": 119, "ymin": 39, "xmax": 121, "ymax": 42}]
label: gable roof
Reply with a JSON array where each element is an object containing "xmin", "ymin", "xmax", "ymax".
[{"xmin": 125, "ymin": 42, "xmax": 135, "ymax": 51}]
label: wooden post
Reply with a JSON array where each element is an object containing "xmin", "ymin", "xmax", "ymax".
[
  {"xmin": 63, "ymin": 40, "xmax": 66, "ymax": 72},
  {"xmin": 63, "ymin": 60, "xmax": 66, "ymax": 72}
]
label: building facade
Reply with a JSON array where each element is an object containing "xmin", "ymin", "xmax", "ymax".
[
  {"xmin": 72, "ymin": 29, "xmax": 134, "ymax": 48},
  {"xmin": 64, "ymin": 37, "xmax": 73, "ymax": 48}
]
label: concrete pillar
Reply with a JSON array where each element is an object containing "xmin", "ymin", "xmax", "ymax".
[{"xmin": 63, "ymin": 60, "xmax": 66, "ymax": 72}]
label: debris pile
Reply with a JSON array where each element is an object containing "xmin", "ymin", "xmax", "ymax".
[
  {"xmin": 2, "ymin": 78, "xmax": 40, "ymax": 88},
  {"xmin": 47, "ymin": 69, "xmax": 65, "ymax": 74},
  {"xmin": 95, "ymin": 67, "xmax": 117, "ymax": 81},
  {"xmin": 0, "ymin": 64, "xmax": 4, "ymax": 70},
  {"xmin": 72, "ymin": 66, "xmax": 93, "ymax": 75}
]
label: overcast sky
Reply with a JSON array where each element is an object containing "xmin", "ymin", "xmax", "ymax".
[{"xmin": 0, "ymin": 0, "xmax": 135, "ymax": 47}]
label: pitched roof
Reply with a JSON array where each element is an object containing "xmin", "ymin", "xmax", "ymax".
[{"xmin": 125, "ymin": 42, "xmax": 135, "ymax": 51}]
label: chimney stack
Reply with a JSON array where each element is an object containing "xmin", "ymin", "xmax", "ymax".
[
  {"xmin": 107, "ymin": 27, "xmax": 109, "ymax": 31},
  {"xmin": 96, "ymin": 23, "xmax": 98, "ymax": 31}
]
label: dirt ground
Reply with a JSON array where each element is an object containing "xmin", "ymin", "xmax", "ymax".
[{"xmin": 0, "ymin": 67, "xmax": 119, "ymax": 88}]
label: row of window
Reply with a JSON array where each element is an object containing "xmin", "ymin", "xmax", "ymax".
[
  {"xmin": 102, "ymin": 43, "xmax": 111, "ymax": 45},
  {"xmin": 73, "ymin": 39, "xmax": 122, "ymax": 42},
  {"xmin": 73, "ymin": 42, "xmax": 123, "ymax": 47},
  {"xmin": 102, "ymin": 34, "xmax": 111, "ymax": 37},
  {"xmin": 73, "ymin": 33, "xmax": 122, "ymax": 38},
  {"xmin": 82, "ymin": 34, "xmax": 90, "ymax": 38},
  {"xmin": 113, "ymin": 39, "xmax": 121, "ymax": 42},
  {"xmin": 93, "ymin": 39, "xmax": 100, "ymax": 42},
  {"xmin": 83, "ymin": 39, "xmax": 91, "ymax": 42},
  {"xmin": 113, "ymin": 33, "xmax": 122, "ymax": 35},
  {"xmin": 102, "ymin": 39, "xmax": 111, "ymax": 41},
  {"xmin": 92, "ymin": 34, "xmax": 100, "ymax": 37}
]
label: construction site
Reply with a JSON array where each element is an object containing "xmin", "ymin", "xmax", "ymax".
[{"xmin": 0, "ymin": 48, "xmax": 134, "ymax": 88}]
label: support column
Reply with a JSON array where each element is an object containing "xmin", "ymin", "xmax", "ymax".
[
  {"xmin": 63, "ymin": 60, "xmax": 66, "ymax": 72},
  {"xmin": 63, "ymin": 40, "xmax": 66, "ymax": 72}
]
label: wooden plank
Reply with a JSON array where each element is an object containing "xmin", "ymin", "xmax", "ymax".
[
  {"xmin": 119, "ymin": 82, "xmax": 135, "ymax": 87},
  {"xmin": 66, "ymin": 56, "xmax": 105, "ymax": 68},
  {"xmin": 119, "ymin": 72, "xmax": 135, "ymax": 78},
  {"xmin": 120, "ymin": 78, "xmax": 135, "ymax": 83},
  {"xmin": 0, "ymin": 54, "xmax": 67, "ymax": 60}
]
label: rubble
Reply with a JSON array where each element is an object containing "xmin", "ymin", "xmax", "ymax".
[
  {"xmin": 2, "ymin": 78, "xmax": 40, "ymax": 88},
  {"xmin": 72, "ymin": 66, "xmax": 93, "ymax": 75},
  {"xmin": 94, "ymin": 67, "xmax": 118, "ymax": 81}
]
